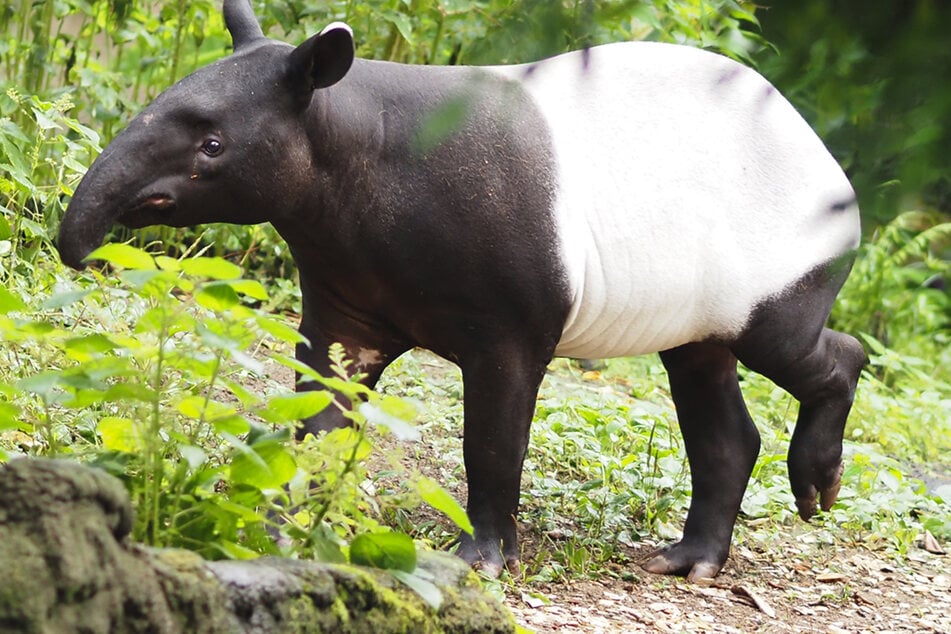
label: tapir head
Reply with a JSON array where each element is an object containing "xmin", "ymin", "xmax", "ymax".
[{"xmin": 58, "ymin": 0, "xmax": 354, "ymax": 269}]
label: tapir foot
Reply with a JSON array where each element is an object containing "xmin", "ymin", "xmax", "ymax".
[
  {"xmin": 794, "ymin": 459, "xmax": 844, "ymax": 520},
  {"xmin": 454, "ymin": 533, "xmax": 520, "ymax": 578},
  {"xmin": 640, "ymin": 541, "xmax": 725, "ymax": 582}
]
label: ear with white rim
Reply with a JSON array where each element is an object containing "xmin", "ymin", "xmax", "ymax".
[{"xmin": 287, "ymin": 22, "xmax": 355, "ymax": 92}]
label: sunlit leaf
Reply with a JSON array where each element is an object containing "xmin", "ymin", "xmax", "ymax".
[
  {"xmin": 255, "ymin": 315, "xmax": 307, "ymax": 345},
  {"xmin": 359, "ymin": 399, "xmax": 420, "ymax": 441},
  {"xmin": 195, "ymin": 283, "xmax": 239, "ymax": 310},
  {"xmin": 260, "ymin": 391, "xmax": 333, "ymax": 423},
  {"xmin": 181, "ymin": 256, "xmax": 242, "ymax": 280},
  {"xmin": 416, "ymin": 476, "xmax": 473, "ymax": 536},
  {"xmin": 350, "ymin": 531, "xmax": 417, "ymax": 572},
  {"xmin": 226, "ymin": 279, "xmax": 269, "ymax": 300},
  {"xmin": 64, "ymin": 333, "xmax": 118, "ymax": 356},
  {"xmin": 0, "ymin": 401, "xmax": 20, "ymax": 430},
  {"xmin": 229, "ymin": 438, "xmax": 296, "ymax": 489},
  {"xmin": 98, "ymin": 416, "xmax": 145, "ymax": 453},
  {"xmin": 0, "ymin": 287, "xmax": 26, "ymax": 314},
  {"xmin": 89, "ymin": 243, "xmax": 156, "ymax": 269}
]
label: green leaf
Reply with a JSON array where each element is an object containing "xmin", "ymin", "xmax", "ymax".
[
  {"xmin": 255, "ymin": 315, "xmax": 307, "ymax": 345},
  {"xmin": 0, "ymin": 286, "xmax": 26, "ymax": 314},
  {"xmin": 226, "ymin": 279, "xmax": 269, "ymax": 300},
  {"xmin": 416, "ymin": 476, "xmax": 473, "ymax": 536},
  {"xmin": 359, "ymin": 399, "xmax": 419, "ymax": 441},
  {"xmin": 154, "ymin": 255, "xmax": 182, "ymax": 271},
  {"xmin": 195, "ymin": 283, "xmax": 240, "ymax": 311},
  {"xmin": 178, "ymin": 395, "xmax": 241, "ymax": 421},
  {"xmin": 40, "ymin": 288, "xmax": 90, "ymax": 310},
  {"xmin": 229, "ymin": 438, "xmax": 296, "ymax": 489},
  {"xmin": 212, "ymin": 415, "xmax": 251, "ymax": 436},
  {"xmin": 17, "ymin": 371, "xmax": 61, "ymax": 399},
  {"xmin": 311, "ymin": 532, "xmax": 348, "ymax": 564},
  {"xmin": 178, "ymin": 444, "xmax": 207, "ymax": 469},
  {"xmin": 98, "ymin": 416, "xmax": 145, "ymax": 453},
  {"xmin": 260, "ymin": 391, "xmax": 333, "ymax": 423},
  {"xmin": 64, "ymin": 334, "xmax": 118, "ymax": 356},
  {"xmin": 217, "ymin": 540, "xmax": 261, "ymax": 560},
  {"xmin": 349, "ymin": 531, "xmax": 417, "ymax": 572},
  {"xmin": 0, "ymin": 401, "xmax": 20, "ymax": 430},
  {"xmin": 378, "ymin": 9, "xmax": 415, "ymax": 45},
  {"xmin": 104, "ymin": 383, "xmax": 156, "ymax": 403},
  {"xmin": 89, "ymin": 243, "xmax": 156, "ymax": 269},
  {"xmin": 390, "ymin": 569, "xmax": 443, "ymax": 610},
  {"xmin": 181, "ymin": 256, "xmax": 242, "ymax": 280}
]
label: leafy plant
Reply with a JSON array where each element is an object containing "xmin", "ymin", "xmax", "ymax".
[
  {"xmin": 831, "ymin": 210, "xmax": 951, "ymax": 357},
  {"xmin": 0, "ymin": 245, "xmax": 471, "ymax": 580},
  {"xmin": 0, "ymin": 88, "xmax": 101, "ymax": 276}
]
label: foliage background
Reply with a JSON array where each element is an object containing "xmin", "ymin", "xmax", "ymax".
[{"xmin": 0, "ymin": 0, "xmax": 948, "ymax": 580}]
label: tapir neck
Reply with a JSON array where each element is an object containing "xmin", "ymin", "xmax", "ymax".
[
  {"xmin": 276, "ymin": 59, "xmax": 509, "ymax": 270},
  {"xmin": 271, "ymin": 56, "xmax": 565, "ymax": 341}
]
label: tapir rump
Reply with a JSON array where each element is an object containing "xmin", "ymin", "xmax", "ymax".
[{"xmin": 58, "ymin": 0, "xmax": 866, "ymax": 581}]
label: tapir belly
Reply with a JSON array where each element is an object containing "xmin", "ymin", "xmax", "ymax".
[{"xmin": 491, "ymin": 42, "xmax": 860, "ymax": 359}]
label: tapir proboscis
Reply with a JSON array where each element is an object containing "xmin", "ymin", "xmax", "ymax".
[{"xmin": 58, "ymin": 0, "xmax": 866, "ymax": 581}]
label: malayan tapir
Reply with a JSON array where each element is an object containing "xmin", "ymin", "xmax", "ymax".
[{"xmin": 58, "ymin": 0, "xmax": 867, "ymax": 581}]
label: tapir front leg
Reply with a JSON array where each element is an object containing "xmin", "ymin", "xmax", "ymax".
[
  {"xmin": 454, "ymin": 345, "xmax": 553, "ymax": 577},
  {"xmin": 643, "ymin": 343, "xmax": 761, "ymax": 581},
  {"xmin": 294, "ymin": 306, "xmax": 410, "ymax": 437}
]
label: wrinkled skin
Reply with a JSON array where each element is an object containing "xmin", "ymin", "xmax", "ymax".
[{"xmin": 58, "ymin": 0, "xmax": 866, "ymax": 582}]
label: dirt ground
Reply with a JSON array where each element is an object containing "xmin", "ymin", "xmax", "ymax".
[
  {"xmin": 264, "ymin": 348, "xmax": 950, "ymax": 633},
  {"xmin": 503, "ymin": 535, "xmax": 949, "ymax": 633}
]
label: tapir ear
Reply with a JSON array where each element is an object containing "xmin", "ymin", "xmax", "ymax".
[
  {"xmin": 223, "ymin": 0, "xmax": 264, "ymax": 52},
  {"xmin": 287, "ymin": 22, "xmax": 355, "ymax": 92}
]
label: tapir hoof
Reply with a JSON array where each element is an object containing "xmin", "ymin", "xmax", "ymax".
[
  {"xmin": 454, "ymin": 538, "xmax": 519, "ymax": 579},
  {"xmin": 640, "ymin": 544, "xmax": 725, "ymax": 582},
  {"xmin": 795, "ymin": 461, "xmax": 844, "ymax": 521}
]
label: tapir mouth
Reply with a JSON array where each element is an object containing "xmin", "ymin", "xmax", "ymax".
[{"xmin": 119, "ymin": 194, "xmax": 177, "ymax": 228}]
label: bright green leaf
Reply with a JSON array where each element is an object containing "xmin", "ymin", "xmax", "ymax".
[
  {"xmin": 155, "ymin": 255, "xmax": 182, "ymax": 271},
  {"xmin": 217, "ymin": 540, "xmax": 261, "ymax": 560},
  {"xmin": 64, "ymin": 334, "xmax": 118, "ymax": 356},
  {"xmin": 256, "ymin": 316, "xmax": 308, "ymax": 344},
  {"xmin": 195, "ymin": 283, "xmax": 240, "ymax": 310},
  {"xmin": 260, "ymin": 391, "xmax": 333, "ymax": 423},
  {"xmin": 181, "ymin": 256, "xmax": 242, "ymax": 280},
  {"xmin": 226, "ymin": 279, "xmax": 269, "ymax": 300},
  {"xmin": 416, "ymin": 476, "xmax": 473, "ymax": 536},
  {"xmin": 350, "ymin": 531, "xmax": 417, "ymax": 572},
  {"xmin": 0, "ymin": 401, "xmax": 20, "ymax": 430},
  {"xmin": 0, "ymin": 286, "xmax": 26, "ymax": 314},
  {"xmin": 89, "ymin": 243, "xmax": 156, "ymax": 269},
  {"xmin": 98, "ymin": 416, "xmax": 145, "ymax": 453},
  {"xmin": 229, "ymin": 439, "xmax": 296, "ymax": 489},
  {"xmin": 213, "ymin": 415, "xmax": 251, "ymax": 436}
]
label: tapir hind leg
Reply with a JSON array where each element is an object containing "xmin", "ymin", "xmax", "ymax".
[
  {"xmin": 453, "ymin": 344, "xmax": 553, "ymax": 577},
  {"xmin": 732, "ymin": 263, "xmax": 866, "ymax": 520},
  {"xmin": 643, "ymin": 343, "xmax": 761, "ymax": 581}
]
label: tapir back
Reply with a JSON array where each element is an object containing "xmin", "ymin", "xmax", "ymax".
[{"xmin": 490, "ymin": 42, "xmax": 860, "ymax": 358}]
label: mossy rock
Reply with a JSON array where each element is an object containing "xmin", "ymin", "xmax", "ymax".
[{"xmin": 0, "ymin": 458, "xmax": 514, "ymax": 634}]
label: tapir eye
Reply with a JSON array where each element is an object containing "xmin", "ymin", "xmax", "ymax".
[{"xmin": 200, "ymin": 138, "xmax": 223, "ymax": 157}]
